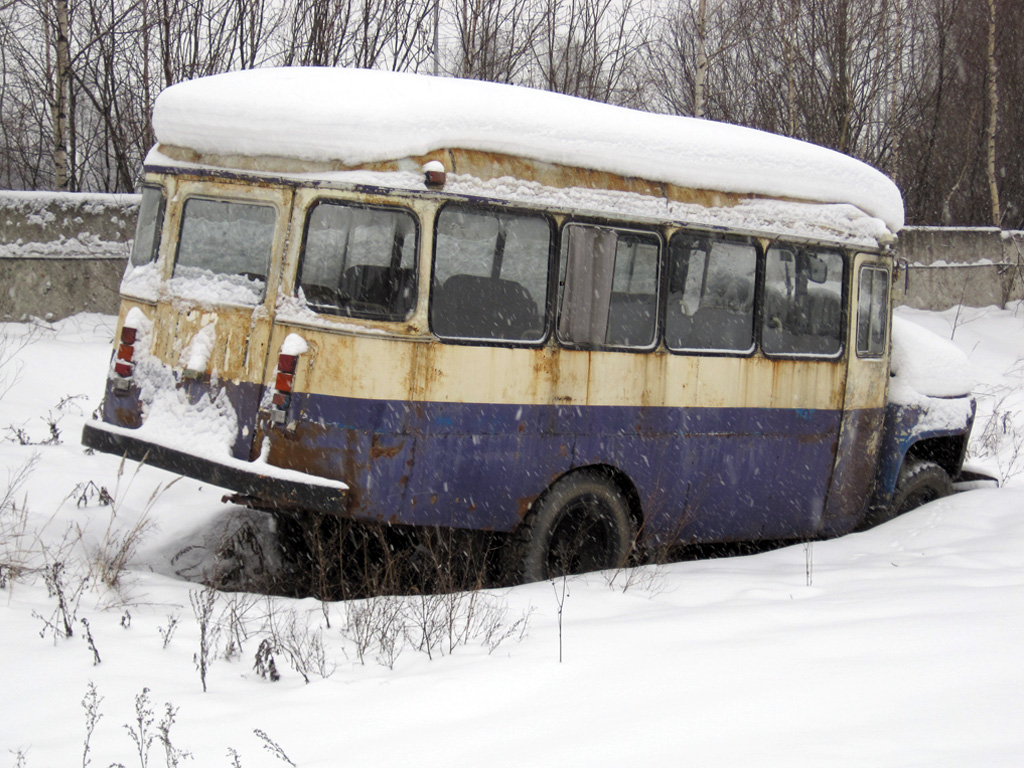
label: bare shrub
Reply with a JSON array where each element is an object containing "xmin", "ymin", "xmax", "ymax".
[
  {"xmin": 253, "ymin": 638, "xmax": 280, "ymax": 682},
  {"xmin": 261, "ymin": 600, "xmax": 335, "ymax": 683},
  {"xmin": 253, "ymin": 729, "xmax": 295, "ymax": 767},
  {"xmin": 218, "ymin": 593, "xmax": 262, "ymax": 660},
  {"xmin": 972, "ymin": 357, "xmax": 1024, "ymax": 484},
  {"xmin": 271, "ymin": 514, "xmax": 507, "ymax": 601},
  {"xmin": 0, "ymin": 454, "xmax": 39, "ymax": 586},
  {"xmin": 123, "ymin": 687, "xmax": 155, "ymax": 768},
  {"xmin": 81, "ymin": 682, "xmax": 103, "ymax": 768},
  {"xmin": 77, "ymin": 458, "xmax": 175, "ymax": 591},
  {"xmin": 33, "ymin": 560, "xmax": 88, "ymax": 643},
  {"xmin": 190, "ymin": 587, "xmax": 218, "ymax": 692},
  {"xmin": 158, "ymin": 614, "xmax": 180, "ymax": 649},
  {"xmin": 340, "ymin": 589, "xmax": 532, "ymax": 668}
]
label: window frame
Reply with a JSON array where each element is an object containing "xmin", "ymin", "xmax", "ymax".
[
  {"xmin": 759, "ymin": 241, "xmax": 848, "ymax": 361},
  {"xmin": 129, "ymin": 183, "xmax": 166, "ymax": 268},
  {"xmin": 172, "ymin": 194, "xmax": 279, "ymax": 305},
  {"xmin": 555, "ymin": 219, "xmax": 664, "ymax": 354},
  {"xmin": 295, "ymin": 198, "xmax": 420, "ymax": 323},
  {"xmin": 855, "ymin": 264, "xmax": 891, "ymax": 359},
  {"xmin": 429, "ymin": 201, "xmax": 556, "ymax": 348},
  {"xmin": 664, "ymin": 229, "xmax": 762, "ymax": 359}
]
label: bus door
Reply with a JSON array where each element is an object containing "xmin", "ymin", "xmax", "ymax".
[
  {"xmin": 148, "ymin": 178, "xmax": 293, "ymax": 461},
  {"xmin": 820, "ymin": 252, "xmax": 892, "ymax": 534}
]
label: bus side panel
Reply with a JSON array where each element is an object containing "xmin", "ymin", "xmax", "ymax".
[
  {"xmin": 266, "ymin": 393, "xmax": 841, "ymax": 542},
  {"xmin": 574, "ymin": 406, "xmax": 841, "ymax": 545}
]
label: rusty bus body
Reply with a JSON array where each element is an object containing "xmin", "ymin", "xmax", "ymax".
[{"xmin": 83, "ymin": 71, "xmax": 977, "ymax": 581}]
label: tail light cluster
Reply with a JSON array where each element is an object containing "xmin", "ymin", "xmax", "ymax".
[
  {"xmin": 270, "ymin": 351, "xmax": 298, "ymax": 425},
  {"xmin": 113, "ymin": 322, "xmax": 138, "ymax": 391}
]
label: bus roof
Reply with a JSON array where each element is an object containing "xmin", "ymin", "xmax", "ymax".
[{"xmin": 152, "ymin": 67, "xmax": 904, "ymax": 234}]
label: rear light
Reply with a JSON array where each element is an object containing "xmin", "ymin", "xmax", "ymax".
[
  {"xmin": 270, "ymin": 344, "xmax": 304, "ymax": 425},
  {"xmin": 113, "ymin": 321, "xmax": 138, "ymax": 389}
]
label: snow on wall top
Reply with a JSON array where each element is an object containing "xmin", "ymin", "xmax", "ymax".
[{"xmin": 152, "ymin": 67, "xmax": 905, "ymax": 232}]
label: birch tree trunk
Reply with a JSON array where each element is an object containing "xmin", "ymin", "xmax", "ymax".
[
  {"xmin": 53, "ymin": 0, "xmax": 70, "ymax": 190},
  {"xmin": 985, "ymin": 0, "xmax": 1000, "ymax": 226},
  {"xmin": 694, "ymin": 0, "xmax": 707, "ymax": 118}
]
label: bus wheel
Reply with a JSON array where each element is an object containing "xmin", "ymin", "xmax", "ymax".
[
  {"xmin": 863, "ymin": 459, "xmax": 953, "ymax": 529},
  {"xmin": 890, "ymin": 460, "xmax": 952, "ymax": 516},
  {"xmin": 516, "ymin": 470, "xmax": 636, "ymax": 583}
]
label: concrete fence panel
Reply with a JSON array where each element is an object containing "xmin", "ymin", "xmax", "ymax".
[{"xmin": 1, "ymin": 191, "xmax": 136, "ymax": 321}]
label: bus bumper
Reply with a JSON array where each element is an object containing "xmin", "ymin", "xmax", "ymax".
[{"xmin": 81, "ymin": 421, "xmax": 348, "ymax": 513}]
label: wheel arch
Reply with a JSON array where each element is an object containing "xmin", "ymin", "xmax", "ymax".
[{"xmin": 544, "ymin": 463, "xmax": 645, "ymax": 537}]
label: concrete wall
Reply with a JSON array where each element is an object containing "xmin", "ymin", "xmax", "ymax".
[
  {"xmin": 897, "ymin": 226, "xmax": 1024, "ymax": 310},
  {"xmin": 0, "ymin": 191, "xmax": 136, "ymax": 321},
  {"xmin": 2, "ymin": 192, "xmax": 1023, "ymax": 320}
]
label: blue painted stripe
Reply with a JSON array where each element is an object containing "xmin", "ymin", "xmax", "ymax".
[{"xmin": 277, "ymin": 391, "xmax": 844, "ymax": 544}]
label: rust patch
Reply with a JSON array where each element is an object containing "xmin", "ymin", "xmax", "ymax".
[
  {"xmin": 369, "ymin": 434, "xmax": 405, "ymax": 461},
  {"xmin": 113, "ymin": 405, "xmax": 142, "ymax": 429},
  {"xmin": 265, "ymin": 420, "xmax": 358, "ymax": 514},
  {"xmin": 516, "ymin": 494, "xmax": 539, "ymax": 520}
]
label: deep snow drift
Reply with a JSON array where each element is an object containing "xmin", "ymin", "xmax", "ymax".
[{"xmin": 1, "ymin": 304, "xmax": 1022, "ymax": 767}]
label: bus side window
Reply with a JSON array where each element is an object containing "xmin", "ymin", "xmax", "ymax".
[
  {"xmin": 666, "ymin": 232, "xmax": 757, "ymax": 353},
  {"xmin": 762, "ymin": 244, "xmax": 844, "ymax": 357},
  {"xmin": 856, "ymin": 265, "xmax": 890, "ymax": 357},
  {"xmin": 297, "ymin": 201, "xmax": 418, "ymax": 321},
  {"xmin": 557, "ymin": 223, "xmax": 659, "ymax": 349},
  {"xmin": 431, "ymin": 205, "xmax": 551, "ymax": 343}
]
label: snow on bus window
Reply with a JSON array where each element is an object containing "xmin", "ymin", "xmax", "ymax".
[
  {"xmin": 298, "ymin": 200, "xmax": 417, "ymax": 321},
  {"xmin": 171, "ymin": 197, "xmax": 276, "ymax": 306},
  {"xmin": 666, "ymin": 233, "xmax": 757, "ymax": 354},
  {"xmin": 762, "ymin": 244, "xmax": 844, "ymax": 357},
  {"xmin": 431, "ymin": 205, "xmax": 551, "ymax": 343}
]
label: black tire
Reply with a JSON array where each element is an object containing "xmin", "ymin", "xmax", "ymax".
[
  {"xmin": 862, "ymin": 459, "xmax": 953, "ymax": 529},
  {"xmin": 516, "ymin": 470, "xmax": 636, "ymax": 583}
]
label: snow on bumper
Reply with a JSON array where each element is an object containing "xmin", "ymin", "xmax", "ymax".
[{"xmin": 82, "ymin": 420, "xmax": 348, "ymax": 513}]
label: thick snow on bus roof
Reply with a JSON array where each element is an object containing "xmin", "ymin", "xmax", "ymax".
[{"xmin": 153, "ymin": 67, "xmax": 905, "ymax": 232}]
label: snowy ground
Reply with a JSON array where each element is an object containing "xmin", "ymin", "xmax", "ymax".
[{"xmin": 1, "ymin": 305, "xmax": 1022, "ymax": 767}]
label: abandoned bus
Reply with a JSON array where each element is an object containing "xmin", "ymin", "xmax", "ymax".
[{"xmin": 82, "ymin": 68, "xmax": 978, "ymax": 582}]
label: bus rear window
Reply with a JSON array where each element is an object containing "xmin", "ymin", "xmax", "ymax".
[
  {"xmin": 173, "ymin": 198, "xmax": 276, "ymax": 305},
  {"xmin": 298, "ymin": 201, "xmax": 418, "ymax": 321}
]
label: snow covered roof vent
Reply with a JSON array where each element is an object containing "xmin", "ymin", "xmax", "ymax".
[{"xmin": 152, "ymin": 68, "xmax": 904, "ymax": 233}]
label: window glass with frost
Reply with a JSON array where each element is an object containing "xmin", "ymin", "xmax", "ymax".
[
  {"xmin": 431, "ymin": 205, "xmax": 551, "ymax": 343},
  {"xmin": 666, "ymin": 232, "xmax": 757, "ymax": 354},
  {"xmin": 762, "ymin": 245, "xmax": 844, "ymax": 357},
  {"xmin": 298, "ymin": 201, "xmax": 418, "ymax": 321},
  {"xmin": 173, "ymin": 198, "xmax": 276, "ymax": 305}
]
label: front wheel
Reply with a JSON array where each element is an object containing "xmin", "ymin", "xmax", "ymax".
[
  {"xmin": 515, "ymin": 470, "xmax": 636, "ymax": 583},
  {"xmin": 861, "ymin": 459, "xmax": 952, "ymax": 529}
]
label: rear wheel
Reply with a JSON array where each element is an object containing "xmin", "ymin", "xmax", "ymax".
[{"xmin": 516, "ymin": 470, "xmax": 636, "ymax": 583}]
